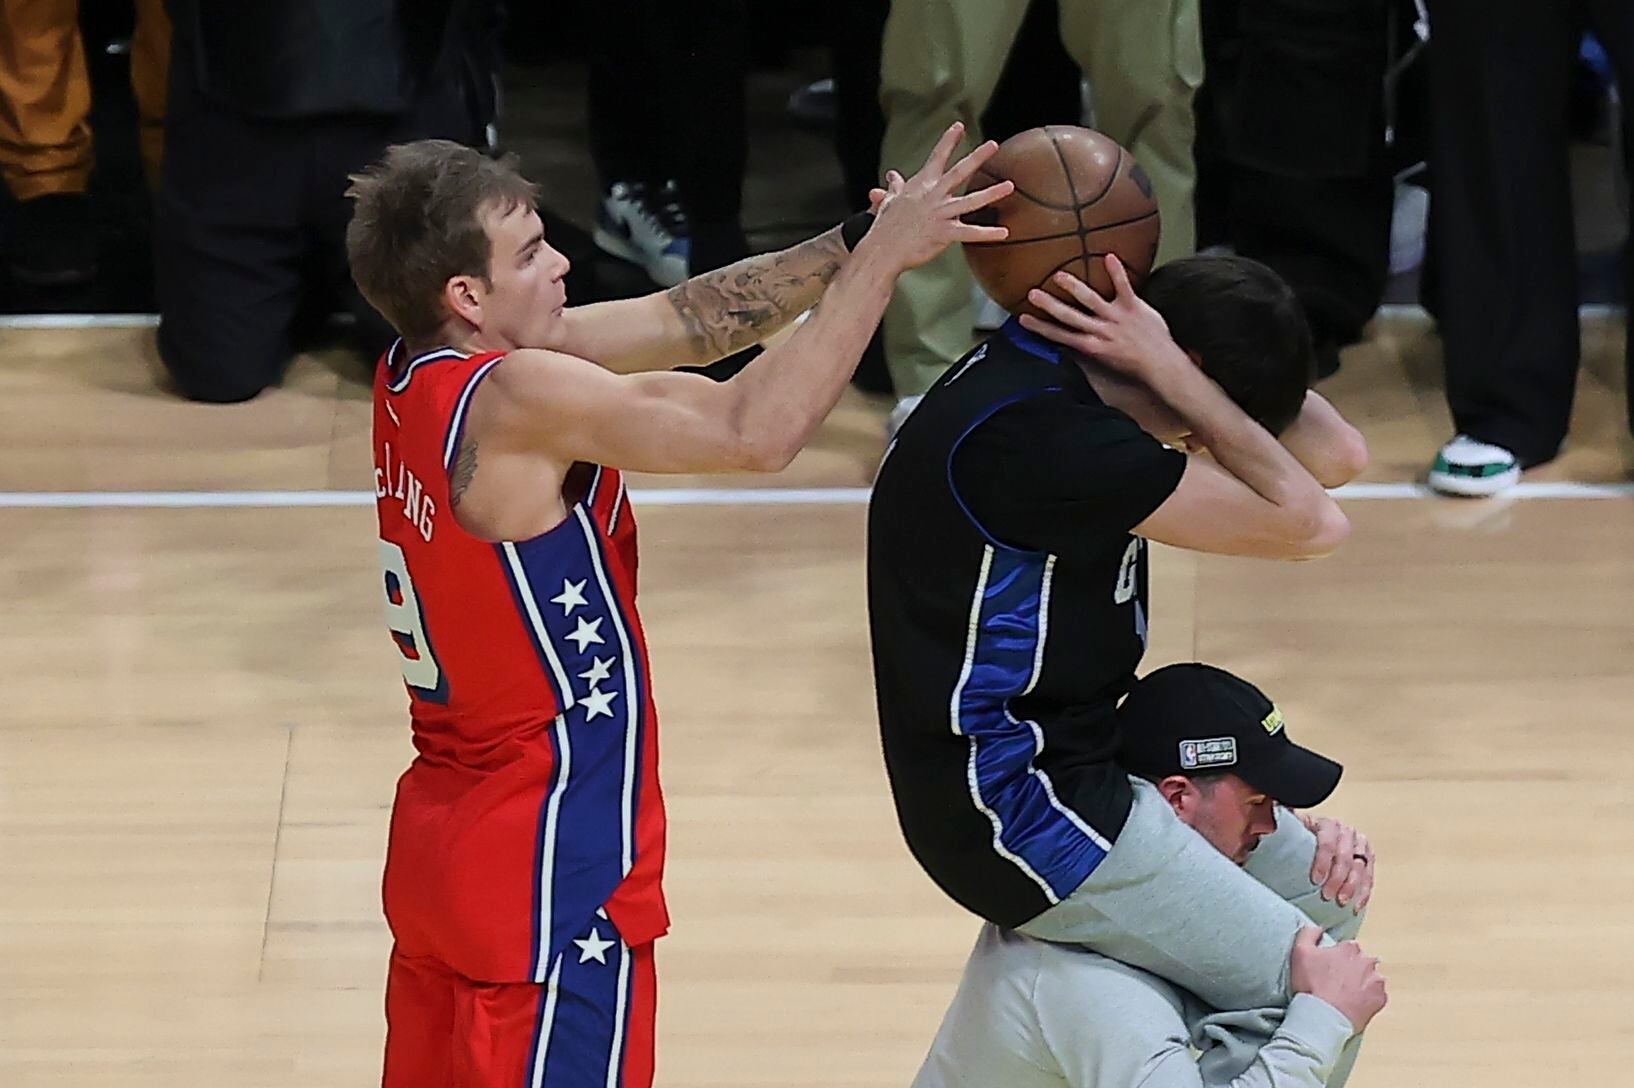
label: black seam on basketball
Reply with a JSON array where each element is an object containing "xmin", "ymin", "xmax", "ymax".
[
  {"xmin": 1079, "ymin": 208, "xmax": 1161, "ymax": 237},
  {"xmin": 1082, "ymin": 145, "xmax": 1123, "ymax": 208},
  {"xmin": 1047, "ymin": 130, "xmax": 1102, "ymax": 278},
  {"xmin": 973, "ymin": 167, "xmax": 1080, "ymax": 212},
  {"xmin": 1047, "ymin": 252, "xmax": 1087, "ymax": 278}
]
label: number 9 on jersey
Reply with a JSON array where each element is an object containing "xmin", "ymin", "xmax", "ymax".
[{"xmin": 378, "ymin": 539, "xmax": 445, "ymax": 697}]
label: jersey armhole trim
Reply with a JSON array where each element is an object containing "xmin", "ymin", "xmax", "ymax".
[
  {"xmin": 946, "ymin": 387, "xmax": 1060, "ymax": 554},
  {"xmin": 443, "ymin": 357, "xmax": 504, "ymax": 479}
]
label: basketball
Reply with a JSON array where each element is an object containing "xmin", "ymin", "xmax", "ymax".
[{"xmin": 962, "ymin": 125, "xmax": 1161, "ymax": 316}]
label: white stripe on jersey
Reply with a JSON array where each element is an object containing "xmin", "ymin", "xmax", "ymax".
[
  {"xmin": 528, "ymin": 954, "xmax": 565, "ymax": 1088},
  {"xmin": 604, "ymin": 935, "xmax": 633, "ymax": 1088},
  {"xmin": 607, "ymin": 477, "xmax": 628, "ymax": 536},
  {"xmin": 574, "ymin": 506, "xmax": 638, "ymax": 878},
  {"xmin": 1022, "ymin": 555, "xmax": 1056, "ymax": 695},
  {"xmin": 533, "ymin": 716, "xmax": 572, "ymax": 984},
  {"xmin": 950, "ymin": 545, "xmax": 1059, "ymax": 903},
  {"xmin": 501, "ymin": 543, "xmax": 577, "ymax": 708}
]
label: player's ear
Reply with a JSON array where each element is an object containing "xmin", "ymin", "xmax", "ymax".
[
  {"xmin": 443, "ymin": 275, "xmax": 484, "ymax": 326},
  {"xmin": 1154, "ymin": 775, "xmax": 1192, "ymax": 813}
]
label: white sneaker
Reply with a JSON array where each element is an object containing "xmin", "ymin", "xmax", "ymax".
[
  {"xmin": 972, "ymin": 284, "xmax": 1009, "ymax": 332},
  {"xmin": 593, "ymin": 179, "xmax": 691, "ymax": 286},
  {"xmin": 887, "ymin": 394, "xmax": 923, "ymax": 439},
  {"xmin": 1427, "ymin": 434, "xmax": 1521, "ymax": 496}
]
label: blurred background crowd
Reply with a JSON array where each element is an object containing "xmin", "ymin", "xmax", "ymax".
[{"xmin": 1, "ymin": 0, "xmax": 1629, "ymax": 493}]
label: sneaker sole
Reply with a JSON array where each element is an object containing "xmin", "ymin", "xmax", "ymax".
[
  {"xmin": 1426, "ymin": 465, "xmax": 1521, "ymax": 497},
  {"xmin": 592, "ymin": 226, "xmax": 687, "ymax": 287}
]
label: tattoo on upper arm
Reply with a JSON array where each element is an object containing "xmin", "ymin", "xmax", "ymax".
[
  {"xmin": 665, "ymin": 229, "xmax": 847, "ymax": 359},
  {"xmin": 450, "ymin": 439, "xmax": 479, "ymax": 508}
]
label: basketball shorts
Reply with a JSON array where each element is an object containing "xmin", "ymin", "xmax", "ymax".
[{"xmin": 383, "ymin": 916, "xmax": 656, "ymax": 1088}]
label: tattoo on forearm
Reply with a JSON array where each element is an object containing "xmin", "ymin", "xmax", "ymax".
[
  {"xmin": 665, "ymin": 228, "xmax": 847, "ymax": 359},
  {"xmin": 451, "ymin": 440, "xmax": 479, "ymax": 508}
]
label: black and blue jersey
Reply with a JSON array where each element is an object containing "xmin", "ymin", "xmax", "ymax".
[{"xmin": 867, "ymin": 319, "xmax": 1185, "ymax": 927}]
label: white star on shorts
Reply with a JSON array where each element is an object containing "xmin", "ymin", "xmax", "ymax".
[
  {"xmin": 566, "ymin": 616, "xmax": 604, "ymax": 652},
  {"xmin": 579, "ymin": 655, "xmax": 615, "ymax": 687},
  {"xmin": 581, "ymin": 687, "xmax": 619, "ymax": 721},
  {"xmin": 574, "ymin": 927, "xmax": 616, "ymax": 965},
  {"xmin": 551, "ymin": 578, "xmax": 589, "ymax": 616}
]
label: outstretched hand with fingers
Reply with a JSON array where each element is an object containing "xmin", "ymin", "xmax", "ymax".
[
  {"xmin": 1019, "ymin": 254, "xmax": 1181, "ymax": 381},
  {"xmin": 863, "ymin": 122, "xmax": 1013, "ymax": 272}
]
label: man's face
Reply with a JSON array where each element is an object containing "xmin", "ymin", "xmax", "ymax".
[
  {"xmin": 468, "ymin": 201, "xmax": 570, "ymax": 348},
  {"xmin": 1170, "ymin": 774, "xmax": 1280, "ymax": 865}
]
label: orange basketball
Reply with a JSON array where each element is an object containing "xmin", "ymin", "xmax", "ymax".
[{"xmin": 962, "ymin": 126, "xmax": 1161, "ymax": 316}]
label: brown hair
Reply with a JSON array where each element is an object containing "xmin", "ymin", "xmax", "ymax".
[{"xmin": 345, "ymin": 140, "xmax": 540, "ymax": 341}]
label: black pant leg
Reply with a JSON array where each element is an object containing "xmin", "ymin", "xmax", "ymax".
[
  {"xmin": 1583, "ymin": 0, "xmax": 1634, "ymax": 435},
  {"xmin": 1426, "ymin": 0, "xmax": 1581, "ymax": 465},
  {"xmin": 980, "ymin": 0, "xmax": 1080, "ymax": 143},
  {"xmin": 1221, "ymin": 0, "xmax": 1394, "ymax": 363},
  {"xmin": 829, "ymin": 0, "xmax": 894, "ymax": 394},
  {"xmin": 155, "ymin": 41, "xmax": 307, "ymax": 403},
  {"xmin": 652, "ymin": 0, "xmax": 746, "ymax": 228},
  {"xmin": 586, "ymin": 0, "xmax": 660, "ymax": 187},
  {"xmin": 830, "ymin": 0, "xmax": 889, "ymax": 211},
  {"xmin": 647, "ymin": 0, "xmax": 747, "ymax": 271}
]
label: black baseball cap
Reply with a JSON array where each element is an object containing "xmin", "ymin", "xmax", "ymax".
[{"xmin": 1116, "ymin": 663, "xmax": 1343, "ymax": 809}]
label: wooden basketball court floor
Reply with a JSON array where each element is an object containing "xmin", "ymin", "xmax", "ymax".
[{"xmin": 2, "ymin": 312, "xmax": 1632, "ymax": 1087}]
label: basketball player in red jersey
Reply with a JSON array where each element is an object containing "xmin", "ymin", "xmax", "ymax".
[{"xmin": 342, "ymin": 123, "xmax": 1012, "ymax": 1088}]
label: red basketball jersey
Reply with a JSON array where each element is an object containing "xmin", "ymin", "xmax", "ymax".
[{"xmin": 372, "ymin": 342, "xmax": 668, "ymax": 983}]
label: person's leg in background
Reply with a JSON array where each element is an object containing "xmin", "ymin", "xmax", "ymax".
[
  {"xmin": 878, "ymin": 0, "xmax": 1029, "ymax": 401},
  {"xmin": 585, "ymin": 0, "xmax": 690, "ymax": 287},
  {"xmin": 1426, "ymin": 0, "xmax": 1580, "ymax": 490},
  {"xmin": 1198, "ymin": 0, "xmax": 1394, "ymax": 379},
  {"xmin": 0, "ymin": 0, "xmax": 97, "ymax": 284},
  {"xmin": 980, "ymin": 0, "xmax": 1083, "ymax": 146},
  {"xmin": 654, "ymin": 0, "xmax": 748, "ymax": 274},
  {"xmin": 1582, "ymin": 0, "xmax": 1634, "ymax": 435},
  {"xmin": 128, "ymin": 0, "xmax": 170, "ymax": 192},
  {"xmin": 155, "ymin": 38, "xmax": 307, "ymax": 402},
  {"xmin": 1063, "ymin": 0, "xmax": 1203, "ymax": 266},
  {"xmin": 828, "ymin": 0, "xmax": 893, "ymax": 395}
]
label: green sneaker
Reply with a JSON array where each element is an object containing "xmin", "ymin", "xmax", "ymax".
[{"xmin": 1428, "ymin": 434, "xmax": 1520, "ymax": 496}]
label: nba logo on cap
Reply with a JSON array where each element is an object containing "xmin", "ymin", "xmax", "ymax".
[{"xmin": 1178, "ymin": 736, "xmax": 1238, "ymax": 770}]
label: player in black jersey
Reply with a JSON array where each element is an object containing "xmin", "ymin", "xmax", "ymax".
[{"xmin": 868, "ymin": 252, "xmax": 1370, "ymax": 1048}]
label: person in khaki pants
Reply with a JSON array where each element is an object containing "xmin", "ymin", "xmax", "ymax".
[
  {"xmin": 879, "ymin": 0, "xmax": 1202, "ymax": 406},
  {"xmin": 0, "ymin": 0, "xmax": 169, "ymax": 285}
]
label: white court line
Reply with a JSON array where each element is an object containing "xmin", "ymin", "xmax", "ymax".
[
  {"xmin": 0, "ymin": 482, "xmax": 1630, "ymax": 509},
  {"xmin": 0, "ymin": 313, "xmax": 160, "ymax": 329},
  {"xmin": 1375, "ymin": 303, "xmax": 1626, "ymax": 320}
]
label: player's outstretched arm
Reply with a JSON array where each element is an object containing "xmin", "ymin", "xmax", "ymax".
[
  {"xmin": 1279, "ymin": 391, "xmax": 1369, "ymax": 489},
  {"xmin": 469, "ymin": 124, "xmax": 1011, "ymax": 475},
  {"xmin": 549, "ymin": 225, "xmax": 854, "ymax": 375}
]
